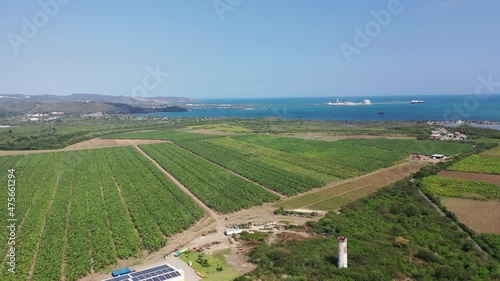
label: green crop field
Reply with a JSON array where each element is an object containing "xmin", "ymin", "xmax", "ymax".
[
  {"xmin": 140, "ymin": 143, "xmax": 279, "ymax": 213},
  {"xmin": 448, "ymin": 154, "xmax": 500, "ymax": 175},
  {"xmin": 208, "ymin": 137, "xmax": 356, "ymax": 182},
  {"xmin": 104, "ymin": 130, "xmax": 221, "ymax": 141},
  {"xmin": 0, "ymin": 148, "xmax": 203, "ymax": 281},
  {"xmin": 421, "ymin": 176, "xmax": 500, "ymax": 200},
  {"xmin": 176, "ymin": 140, "xmax": 325, "ymax": 195},
  {"xmin": 234, "ymin": 135, "xmax": 472, "ymax": 173}
]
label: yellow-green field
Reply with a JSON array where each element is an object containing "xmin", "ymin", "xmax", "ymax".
[
  {"xmin": 276, "ymin": 162, "xmax": 426, "ymax": 210},
  {"xmin": 481, "ymin": 145, "xmax": 500, "ymax": 157}
]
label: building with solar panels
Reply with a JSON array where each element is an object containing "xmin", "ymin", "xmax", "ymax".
[{"xmin": 103, "ymin": 263, "xmax": 184, "ymax": 281}]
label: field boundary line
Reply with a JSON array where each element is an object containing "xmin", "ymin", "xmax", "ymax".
[
  {"xmin": 0, "ymin": 153, "xmax": 59, "ymax": 276},
  {"xmin": 0, "ymin": 156, "xmax": 49, "ymax": 239},
  {"xmin": 284, "ymin": 163, "xmax": 424, "ymax": 208},
  {"xmin": 96, "ymin": 165, "xmax": 119, "ymax": 264},
  {"xmin": 301, "ymin": 182, "xmax": 374, "ymax": 209},
  {"xmin": 26, "ymin": 153, "xmax": 67, "ymax": 280},
  {"xmin": 61, "ymin": 155, "xmax": 77, "ymax": 281},
  {"xmin": 112, "ymin": 149, "xmax": 166, "ymax": 241},
  {"xmin": 437, "ymin": 170, "xmax": 500, "ymax": 185},
  {"xmin": 279, "ymin": 161, "xmax": 424, "ymax": 205},
  {"xmin": 170, "ymin": 143, "xmax": 286, "ymax": 199},
  {"xmin": 302, "ymin": 169, "xmax": 415, "ymax": 209},
  {"xmin": 133, "ymin": 145, "xmax": 219, "ymax": 219},
  {"xmin": 103, "ymin": 150, "xmax": 149, "ymax": 247}
]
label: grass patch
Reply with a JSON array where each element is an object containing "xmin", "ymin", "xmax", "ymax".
[
  {"xmin": 180, "ymin": 249, "xmax": 240, "ymax": 281},
  {"xmin": 481, "ymin": 145, "xmax": 500, "ymax": 157}
]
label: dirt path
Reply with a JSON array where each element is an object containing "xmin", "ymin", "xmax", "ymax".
[
  {"xmin": 438, "ymin": 170, "xmax": 500, "ymax": 185},
  {"xmin": 0, "ymin": 138, "xmax": 168, "ymax": 156},
  {"xmin": 133, "ymin": 145, "xmax": 220, "ymax": 220},
  {"xmin": 278, "ymin": 161, "xmax": 427, "ymax": 209},
  {"xmin": 301, "ymin": 182, "xmax": 375, "ymax": 209},
  {"xmin": 27, "ymin": 155, "xmax": 67, "ymax": 280},
  {"xmin": 171, "ymin": 143, "xmax": 285, "ymax": 199},
  {"xmin": 61, "ymin": 160, "xmax": 76, "ymax": 281}
]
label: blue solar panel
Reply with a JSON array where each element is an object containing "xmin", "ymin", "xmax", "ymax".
[{"xmin": 103, "ymin": 264, "xmax": 182, "ymax": 281}]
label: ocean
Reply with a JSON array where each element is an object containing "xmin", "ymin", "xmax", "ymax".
[{"xmin": 143, "ymin": 95, "xmax": 500, "ymax": 122}]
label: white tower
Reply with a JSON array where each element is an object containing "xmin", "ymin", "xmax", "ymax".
[{"xmin": 338, "ymin": 236, "xmax": 347, "ymax": 269}]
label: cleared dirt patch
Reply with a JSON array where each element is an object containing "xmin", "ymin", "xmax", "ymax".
[
  {"xmin": 438, "ymin": 171, "xmax": 500, "ymax": 185},
  {"xmin": 0, "ymin": 138, "xmax": 168, "ymax": 156},
  {"xmin": 279, "ymin": 133, "xmax": 415, "ymax": 141},
  {"xmin": 277, "ymin": 161, "xmax": 426, "ymax": 210},
  {"xmin": 440, "ymin": 197, "xmax": 500, "ymax": 234}
]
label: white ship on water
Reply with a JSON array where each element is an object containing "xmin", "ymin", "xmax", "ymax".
[
  {"xmin": 327, "ymin": 99, "xmax": 371, "ymax": 106},
  {"xmin": 410, "ymin": 100, "xmax": 424, "ymax": 104}
]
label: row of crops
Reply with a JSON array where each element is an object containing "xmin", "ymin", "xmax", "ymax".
[
  {"xmin": 176, "ymin": 140, "xmax": 325, "ymax": 195},
  {"xmin": 448, "ymin": 154, "xmax": 500, "ymax": 175},
  {"xmin": 208, "ymin": 137, "xmax": 360, "ymax": 181},
  {"xmin": 421, "ymin": 176, "xmax": 500, "ymax": 201},
  {"xmin": 0, "ymin": 148, "xmax": 204, "ymax": 281},
  {"xmin": 233, "ymin": 135, "xmax": 472, "ymax": 173},
  {"xmin": 103, "ymin": 147, "xmax": 204, "ymax": 249},
  {"xmin": 0, "ymin": 153, "xmax": 66, "ymax": 281},
  {"xmin": 141, "ymin": 143, "xmax": 279, "ymax": 213}
]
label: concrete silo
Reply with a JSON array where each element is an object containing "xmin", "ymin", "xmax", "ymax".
[{"xmin": 338, "ymin": 236, "xmax": 347, "ymax": 269}]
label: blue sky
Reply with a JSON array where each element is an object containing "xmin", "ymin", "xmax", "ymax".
[{"xmin": 1, "ymin": 0, "xmax": 499, "ymax": 98}]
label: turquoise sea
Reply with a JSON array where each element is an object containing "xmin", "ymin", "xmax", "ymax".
[{"xmin": 144, "ymin": 95, "xmax": 500, "ymax": 122}]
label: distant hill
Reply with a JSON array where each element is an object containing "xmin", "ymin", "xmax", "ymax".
[
  {"xmin": 0, "ymin": 93, "xmax": 193, "ymax": 104},
  {"xmin": 0, "ymin": 93, "xmax": 190, "ymax": 116}
]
